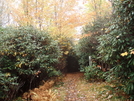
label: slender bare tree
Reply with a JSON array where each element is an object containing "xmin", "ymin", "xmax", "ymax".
[{"xmin": 0, "ymin": 0, "xmax": 10, "ymax": 27}]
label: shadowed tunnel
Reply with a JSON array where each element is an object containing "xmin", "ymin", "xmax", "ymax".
[{"xmin": 66, "ymin": 56, "xmax": 80, "ymax": 73}]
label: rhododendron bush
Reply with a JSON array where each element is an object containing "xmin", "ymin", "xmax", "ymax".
[{"xmin": 0, "ymin": 26, "xmax": 62, "ymax": 100}]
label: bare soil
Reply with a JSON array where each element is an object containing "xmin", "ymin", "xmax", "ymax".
[
  {"xmin": 53, "ymin": 72, "xmax": 107, "ymax": 101},
  {"xmin": 21, "ymin": 72, "xmax": 114, "ymax": 101}
]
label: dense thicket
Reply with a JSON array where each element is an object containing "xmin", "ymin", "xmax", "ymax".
[
  {"xmin": 75, "ymin": 15, "xmax": 110, "ymax": 69},
  {"xmin": 97, "ymin": 0, "xmax": 134, "ymax": 99},
  {"xmin": 76, "ymin": 0, "xmax": 134, "ymax": 100},
  {"xmin": 0, "ymin": 26, "xmax": 62, "ymax": 101}
]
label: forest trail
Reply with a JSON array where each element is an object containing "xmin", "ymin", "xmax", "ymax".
[
  {"xmin": 53, "ymin": 72, "xmax": 106, "ymax": 101},
  {"xmin": 22, "ymin": 72, "xmax": 109, "ymax": 101},
  {"xmin": 62, "ymin": 72, "xmax": 87, "ymax": 101}
]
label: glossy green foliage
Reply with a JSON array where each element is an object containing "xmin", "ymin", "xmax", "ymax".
[
  {"xmin": 0, "ymin": 26, "xmax": 62, "ymax": 100},
  {"xmin": 75, "ymin": 35, "xmax": 98, "ymax": 69},
  {"xmin": 97, "ymin": 0, "xmax": 134, "ymax": 99},
  {"xmin": 76, "ymin": 16, "xmax": 110, "ymax": 69},
  {"xmin": 0, "ymin": 71, "xmax": 18, "ymax": 101},
  {"xmin": 81, "ymin": 65, "xmax": 106, "ymax": 82},
  {"xmin": 83, "ymin": 16, "xmax": 109, "ymax": 35}
]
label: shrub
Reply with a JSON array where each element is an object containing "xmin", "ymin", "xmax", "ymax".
[
  {"xmin": 75, "ymin": 35, "xmax": 98, "ymax": 69},
  {"xmin": 55, "ymin": 37, "xmax": 71, "ymax": 72},
  {"xmin": 0, "ymin": 70, "xmax": 18, "ymax": 101},
  {"xmin": 0, "ymin": 26, "xmax": 62, "ymax": 100},
  {"xmin": 81, "ymin": 65, "xmax": 106, "ymax": 82},
  {"xmin": 97, "ymin": 0, "xmax": 134, "ymax": 99},
  {"xmin": 75, "ymin": 16, "xmax": 111, "ymax": 70}
]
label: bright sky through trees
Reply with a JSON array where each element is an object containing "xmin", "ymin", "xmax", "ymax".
[{"xmin": 1, "ymin": 0, "xmax": 111, "ymax": 40}]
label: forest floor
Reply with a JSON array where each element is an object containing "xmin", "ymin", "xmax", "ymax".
[
  {"xmin": 52, "ymin": 72, "xmax": 114, "ymax": 101},
  {"xmin": 21, "ymin": 72, "xmax": 119, "ymax": 101}
]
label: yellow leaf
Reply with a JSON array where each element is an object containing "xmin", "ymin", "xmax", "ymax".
[
  {"xmin": 5, "ymin": 73, "xmax": 11, "ymax": 77},
  {"xmin": 64, "ymin": 51, "xmax": 69, "ymax": 55},
  {"xmin": 22, "ymin": 54, "xmax": 27, "ymax": 57},
  {"xmin": 120, "ymin": 52, "xmax": 128, "ymax": 56},
  {"xmin": 18, "ymin": 63, "xmax": 22, "ymax": 68},
  {"xmin": 18, "ymin": 37, "xmax": 22, "ymax": 39},
  {"xmin": 14, "ymin": 52, "xmax": 17, "ymax": 56},
  {"xmin": 130, "ymin": 49, "xmax": 134, "ymax": 55},
  {"xmin": 1, "ymin": 52, "xmax": 4, "ymax": 55}
]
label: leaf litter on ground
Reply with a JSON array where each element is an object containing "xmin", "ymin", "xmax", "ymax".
[{"xmin": 15, "ymin": 72, "xmax": 121, "ymax": 101}]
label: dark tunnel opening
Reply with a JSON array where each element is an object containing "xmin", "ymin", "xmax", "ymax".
[{"xmin": 66, "ymin": 56, "xmax": 80, "ymax": 73}]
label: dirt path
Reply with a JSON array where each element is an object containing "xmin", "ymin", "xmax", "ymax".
[
  {"xmin": 21, "ymin": 72, "xmax": 111, "ymax": 101},
  {"xmin": 53, "ymin": 72, "xmax": 104, "ymax": 101},
  {"xmin": 64, "ymin": 72, "xmax": 87, "ymax": 101}
]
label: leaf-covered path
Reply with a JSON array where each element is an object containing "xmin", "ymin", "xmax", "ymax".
[
  {"xmin": 21, "ymin": 72, "xmax": 112, "ymax": 101},
  {"xmin": 63, "ymin": 72, "xmax": 87, "ymax": 101},
  {"xmin": 53, "ymin": 72, "xmax": 107, "ymax": 101}
]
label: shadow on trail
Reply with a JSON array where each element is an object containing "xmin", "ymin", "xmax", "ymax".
[{"xmin": 66, "ymin": 56, "xmax": 80, "ymax": 73}]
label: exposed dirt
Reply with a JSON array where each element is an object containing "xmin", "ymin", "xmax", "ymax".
[
  {"xmin": 21, "ymin": 72, "xmax": 112, "ymax": 101},
  {"xmin": 53, "ymin": 72, "xmax": 106, "ymax": 101},
  {"xmin": 63, "ymin": 72, "xmax": 87, "ymax": 101}
]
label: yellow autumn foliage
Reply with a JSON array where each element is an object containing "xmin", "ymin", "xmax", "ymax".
[
  {"xmin": 14, "ymin": 52, "xmax": 17, "ymax": 56},
  {"xmin": 64, "ymin": 51, "xmax": 69, "ymax": 55},
  {"xmin": 22, "ymin": 80, "xmax": 57, "ymax": 101},
  {"xmin": 16, "ymin": 63, "xmax": 22, "ymax": 68},
  {"xmin": 130, "ymin": 49, "xmax": 134, "ymax": 55},
  {"xmin": 120, "ymin": 52, "xmax": 128, "ymax": 56},
  {"xmin": 5, "ymin": 73, "xmax": 11, "ymax": 77}
]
